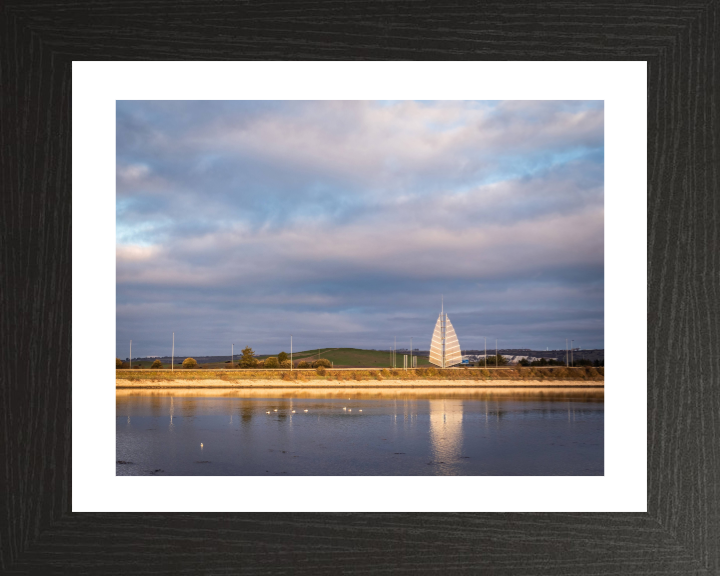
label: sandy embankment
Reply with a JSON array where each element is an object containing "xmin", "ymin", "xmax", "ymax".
[{"xmin": 116, "ymin": 378, "xmax": 603, "ymax": 389}]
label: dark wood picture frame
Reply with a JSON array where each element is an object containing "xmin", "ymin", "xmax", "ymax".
[{"xmin": 2, "ymin": 2, "xmax": 718, "ymax": 573}]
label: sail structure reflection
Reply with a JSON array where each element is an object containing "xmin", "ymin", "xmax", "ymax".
[{"xmin": 429, "ymin": 400, "xmax": 464, "ymax": 468}]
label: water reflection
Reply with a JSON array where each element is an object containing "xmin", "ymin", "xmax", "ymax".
[
  {"xmin": 429, "ymin": 400, "xmax": 464, "ymax": 474},
  {"xmin": 117, "ymin": 388, "xmax": 604, "ymax": 476}
]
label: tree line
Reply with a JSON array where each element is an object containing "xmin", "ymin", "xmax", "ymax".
[
  {"xmin": 115, "ymin": 346, "xmax": 333, "ymax": 369},
  {"xmin": 470, "ymin": 355, "xmax": 604, "ymax": 367}
]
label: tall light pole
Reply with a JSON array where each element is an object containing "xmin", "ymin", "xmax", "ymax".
[
  {"xmin": 571, "ymin": 340, "xmax": 574, "ymax": 367},
  {"xmin": 410, "ymin": 337, "xmax": 413, "ymax": 370},
  {"xmin": 172, "ymin": 333, "xmax": 174, "ymax": 372},
  {"xmin": 566, "ymin": 339, "xmax": 568, "ymax": 367},
  {"xmin": 232, "ymin": 343, "xmax": 234, "ymax": 368},
  {"xmin": 485, "ymin": 337, "xmax": 487, "ymax": 368},
  {"xmin": 291, "ymin": 336, "xmax": 293, "ymax": 371},
  {"xmin": 130, "ymin": 340, "xmax": 132, "ymax": 369},
  {"xmin": 496, "ymin": 338, "xmax": 498, "ymax": 368}
]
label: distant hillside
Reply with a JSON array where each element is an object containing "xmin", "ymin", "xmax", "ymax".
[
  {"xmin": 123, "ymin": 347, "xmax": 603, "ymax": 369},
  {"xmin": 123, "ymin": 348, "xmax": 431, "ymax": 369}
]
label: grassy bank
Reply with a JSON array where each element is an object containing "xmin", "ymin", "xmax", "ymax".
[{"xmin": 117, "ymin": 366, "xmax": 603, "ymax": 383}]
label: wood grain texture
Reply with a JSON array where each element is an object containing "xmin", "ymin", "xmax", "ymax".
[{"xmin": 1, "ymin": 1, "xmax": 718, "ymax": 573}]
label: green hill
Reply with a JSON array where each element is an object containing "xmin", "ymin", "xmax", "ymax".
[
  {"xmin": 122, "ymin": 348, "xmax": 432, "ymax": 369},
  {"xmin": 290, "ymin": 347, "xmax": 431, "ymax": 368}
]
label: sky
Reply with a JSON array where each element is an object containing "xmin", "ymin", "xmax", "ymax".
[{"xmin": 116, "ymin": 100, "xmax": 604, "ymax": 358}]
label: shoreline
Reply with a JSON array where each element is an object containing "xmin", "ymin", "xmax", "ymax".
[{"xmin": 117, "ymin": 378, "xmax": 603, "ymax": 389}]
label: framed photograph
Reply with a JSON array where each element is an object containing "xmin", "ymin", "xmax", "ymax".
[
  {"xmin": 75, "ymin": 62, "xmax": 642, "ymax": 514},
  {"xmin": 112, "ymin": 96, "xmax": 608, "ymax": 481},
  {"xmin": 3, "ymin": 3, "xmax": 718, "ymax": 574}
]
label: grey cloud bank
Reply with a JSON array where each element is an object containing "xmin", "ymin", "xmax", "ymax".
[{"xmin": 116, "ymin": 100, "xmax": 603, "ymax": 357}]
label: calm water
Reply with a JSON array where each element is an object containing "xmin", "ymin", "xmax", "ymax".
[{"xmin": 116, "ymin": 388, "xmax": 604, "ymax": 476}]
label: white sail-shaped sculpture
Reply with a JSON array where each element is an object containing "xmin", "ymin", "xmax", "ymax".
[
  {"xmin": 444, "ymin": 316, "xmax": 462, "ymax": 367},
  {"xmin": 429, "ymin": 315, "xmax": 444, "ymax": 366},
  {"xmin": 429, "ymin": 302, "xmax": 462, "ymax": 368}
]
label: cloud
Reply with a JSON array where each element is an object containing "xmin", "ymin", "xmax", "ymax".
[{"xmin": 116, "ymin": 100, "xmax": 604, "ymax": 356}]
